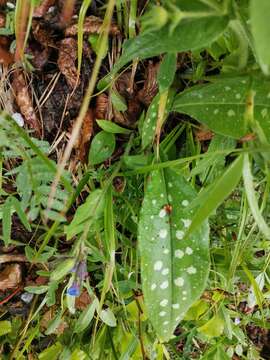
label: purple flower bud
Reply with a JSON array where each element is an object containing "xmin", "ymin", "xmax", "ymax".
[
  {"xmin": 67, "ymin": 282, "xmax": 80, "ymax": 297},
  {"xmin": 77, "ymin": 260, "xmax": 88, "ymax": 280}
]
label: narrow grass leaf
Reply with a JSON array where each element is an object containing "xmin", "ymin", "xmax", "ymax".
[
  {"xmin": 138, "ymin": 168, "xmax": 209, "ymax": 341},
  {"xmin": 2, "ymin": 197, "xmax": 12, "ymax": 245},
  {"xmin": 242, "ymin": 153, "xmax": 270, "ymax": 239},
  {"xmin": 157, "ymin": 53, "xmax": 177, "ymax": 92},
  {"xmin": 185, "ymin": 155, "xmax": 243, "ymax": 239},
  {"xmin": 250, "ymin": 0, "xmax": 270, "ymax": 75}
]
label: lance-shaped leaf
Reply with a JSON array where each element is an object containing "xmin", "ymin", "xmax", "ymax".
[
  {"xmin": 138, "ymin": 168, "xmax": 209, "ymax": 341},
  {"xmin": 112, "ymin": 15, "xmax": 228, "ymax": 74},
  {"xmin": 172, "ymin": 77, "xmax": 270, "ymax": 139}
]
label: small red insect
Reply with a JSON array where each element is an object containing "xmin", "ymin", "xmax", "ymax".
[{"xmin": 163, "ymin": 204, "xmax": 173, "ymax": 214}]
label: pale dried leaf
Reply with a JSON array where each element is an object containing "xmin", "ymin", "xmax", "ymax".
[
  {"xmin": 12, "ymin": 71, "xmax": 41, "ymax": 136},
  {"xmin": 58, "ymin": 37, "xmax": 78, "ymax": 88},
  {"xmin": 65, "ymin": 15, "xmax": 120, "ymax": 37},
  {"xmin": 33, "ymin": 0, "xmax": 55, "ymax": 18},
  {"xmin": 137, "ymin": 61, "xmax": 160, "ymax": 106},
  {"xmin": 0, "ymin": 264, "xmax": 22, "ymax": 290}
]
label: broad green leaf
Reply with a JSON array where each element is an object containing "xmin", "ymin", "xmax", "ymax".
[
  {"xmin": 65, "ymin": 189, "xmax": 105, "ymax": 239},
  {"xmin": 50, "ymin": 258, "xmax": 76, "ymax": 282},
  {"xmin": 172, "ymin": 77, "xmax": 270, "ymax": 139},
  {"xmin": 96, "ymin": 120, "xmax": 131, "ymax": 134},
  {"xmin": 74, "ymin": 298, "xmax": 98, "ymax": 333},
  {"xmin": 185, "ymin": 155, "xmax": 243, "ymax": 239},
  {"xmin": 112, "ymin": 15, "xmax": 228, "ymax": 74},
  {"xmin": 198, "ymin": 314, "xmax": 225, "ymax": 338},
  {"xmin": 38, "ymin": 342, "xmax": 63, "ymax": 360},
  {"xmin": 157, "ymin": 53, "xmax": 177, "ymax": 93},
  {"xmin": 100, "ymin": 308, "xmax": 117, "ymax": 327},
  {"xmin": 250, "ymin": 0, "xmax": 270, "ymax": 75},
  {"xmin": 142, "ymin": 89, "xmax": 175, "ymax": 149},
  {"xmin": 70, "ymin": 349, "xmax": 87, "ymax": 360},
  {"xmin": 0, "ymin": 321, "xmax": 11, "ymax": 336},
  {"xmin": 242, "ymin": 154, "xmax": 270, "ymax": 239},
  {"xmin": 138, "ymin": 168, "xmax": 209, "ymax": 341},
  {"xmin": 88, "ymin": 131, "xmax": 116, "ymax": 165}
]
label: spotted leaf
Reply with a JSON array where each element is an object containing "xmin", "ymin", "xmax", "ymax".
[
  {"xmin": 172, "ymin": 77, "xmax": 270, "ymax": 139},
  {"xmin": 142, "ymin": 89, "xmax": 175, "ymax": 149},
  {"xmin": 138, "ymin": 168, "xmax": 209, "ymax": 341}
]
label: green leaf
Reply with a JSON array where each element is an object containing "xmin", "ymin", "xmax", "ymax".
[
  {"xmin": 112, "ymin": 15, "xmax": 228, "ymax": 74},
  {"xmin": 99, "ymin": 308, "xmax": 117, "ymax": 327},
  {"xmin": 250, "ymin": 0, "xmax": 270, "ymax": 75},
  {"xmin": 65, "ymin": 189, "xmax": 105, "ymax": 239},
  {"xmin": 198, "ymin": 314, "xmax": 225, "ymax": 338},
  {"xmin": 45, "ymin": 312, "xmax": 63, "ymax": 335},
  {"xmin": 50, "ymin": 258, "xmax": 76, "ymax": 282},
  {"xmin": 12, "ymin": 197, "xmax": 31, "ymax": 231},
  {"xmin": 111, "ymin": 90, "xmax": 128, "ymax": 112},
  {"xmin": 185, "ymin": 155, "xmax": 243, "ymax": 239},
  {"xmin": 74, "ymin": 298, "xmax": 98, "ymax": 333},
  {"xmin": 25, "ymin": 285, "xmax": 49, "ymax": 294},
  {"xmin": 38, "ymin": 342, "xmax": 63, "ymax": 360},
  {"xmin": 96, "ymin": 120, "xmax": 132, "ymax": 134},
  {"xmin": 142, "ymin": 89, "xmax": 175, "ymax": 149},
  {"xmin": 242, "ymin": 154, "xmax": 270, "ymax": 239},
  {"xmin": 88, "ymin": 131, "xmax": 116, "ymax": 165},
  {"xmin": 2, "ymin": 197, "xmax": 12, "ymax": 245},
  {"xmin": 0, "ymin": 321, "xmax": 11, "ymax": 336},
  {"xmin": 138, "ymin": 168, "xmax": 209, "ymax": 341},
  {"xmin": 157, "ymin": 53, "xmax": 177, "ymax": 92},
  {"xmin": 172, "ymin": 77, "xmax": 270, "ymax": 139}
]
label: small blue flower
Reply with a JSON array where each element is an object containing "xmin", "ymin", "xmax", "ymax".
[{"xmin": 67, "ymin": 282, "xmax": 80, "ymax": 297}]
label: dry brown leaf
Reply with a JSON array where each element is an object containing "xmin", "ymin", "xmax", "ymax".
[
  {"xmin": 75, "ymin": 289, "xmax": 93, "ymax": 310},
  {"xmin": 33, "ymin": 0, "xmax": 55, "ymax": 18},
  {"xmin": 12, "ymin": 71, "xmax": 42, "ymax": 136},
  {"xmin": 0, "ymin": 264, "xmax": 22, "ymax": 290},
  {"xmin": 0, "ymin": 13, "xmax": 5, "ymax": 27},
  {"xmin": 58, "ymin": 37, "xmax": 78, "ymax": 88},
  {"xmin": 137, "ymin": 61, "xmax": 160, "ymax": 106},
  {"xmin": 40, "ymin": 308, "xmax": 68, "ymax": 335},
  {"xmin": 65, "ymin": 15, "xmax": 120, "ymax": 37},
  {"xmin": 76, "ymin": 108, "xmax": 94, "ymax": 161},
  {"xmin": 0, "ymin": 47, "xmax": 13, "ymax": 66},
  {"xmin": 0, "ymin": 254, "xmax": 26, "ymax": 264},
  {"xmin": 60, "ymin": 0, "xmax": 76, "ymax": 26},
  {"xmin": 95, "ymin": 93, "xmax": 109, "ymax": 120},
  {"xmin": 195, "ymin": 129, "xmax": 214, "ymax": 141}
]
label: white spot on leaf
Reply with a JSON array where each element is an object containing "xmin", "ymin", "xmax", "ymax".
[
  {"xmin": 159, "ymin": 229, "xmax": 168, "ymax": 239},
  {"xmin": 185, "ymin": 247, "xmax": 193, "ymax": 255},
  {"xmin": 154, "ymin": 261, "xmax": 163, "ymax": 271},
  {"xmin": 162, "ymin": 268, "xmax": 169, "ymax": 275},
  {"xmin": 159, "ymin": 311, "xmax": 166, "ymax": 317},
  {"xmin": 160, "ymin": 299, "xmax": 168, "ymax": 307},
  {"xmin": 187, "ymin": 266, "xmax": 197, "ymax": 274},
  {"xmin": 181, "ymin": 200, "xmax": 189, "ymax": 207},
  {"xmin": 261, "ymin": 108, "xmax": 268, "ymax": 118},
  {"xmin": 227, "ymin": 109, "xmax": 235, "ymax": 117},
  {"xmin": 175, "ymin": 249, "xmax": 184, "ymax": 259},
  {"xmin": 176, "ymin": 230, "xmax": 184, "ymax": 240},
  {"xmin": 174, "ymin": 277, "xmax": 184, "ymax": 287},
  {"xmin": 172, "ymin": 303, "xmax": 180, "ymax": 309},
  {"xmin": 160, "ymin": 281, "xmax": 169, "ymax": 289},
  {"xmin": 159, "ymin": 209, "xmax": 167, "ymax": 218},
  {"xmin": 151, "ymin": 283, "xmax": 157, "ymax": 290},
  {"xmin": 182, "ymin": 219, "xmax": 191, "ymax": 228}
]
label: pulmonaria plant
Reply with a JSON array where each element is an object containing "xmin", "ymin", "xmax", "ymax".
[{"xmin": 67, "ymin": 260, "xmax": 88, "ymax": 297}]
